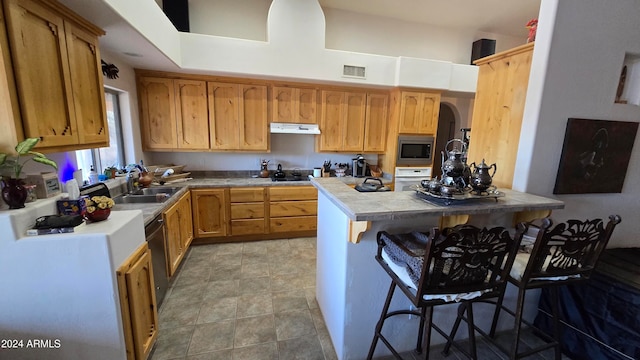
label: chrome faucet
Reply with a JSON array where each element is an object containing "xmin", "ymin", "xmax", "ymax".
[{"xmin": 126, "ymin": 164, "xmax": 143, "ymax": 193}]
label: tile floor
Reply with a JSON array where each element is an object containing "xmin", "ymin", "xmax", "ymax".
[
  {"xmin": 150, "ymin": 237, "xmax": 333, "ymax": 360},
  {"xmin": 149, "ymin": 237, "xmax": 569, "ymax": 360}
]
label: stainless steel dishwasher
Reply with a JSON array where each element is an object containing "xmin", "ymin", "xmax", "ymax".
[{"xmin": 145, "ymin": 214, "xmax": 169, "ymax": 307}]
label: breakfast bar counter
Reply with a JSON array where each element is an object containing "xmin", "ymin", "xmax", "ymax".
[{"xmin": 308, "ymin": 177, "xmax": 564, "ymax": 360}]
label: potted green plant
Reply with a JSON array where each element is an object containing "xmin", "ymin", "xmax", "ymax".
[{"xmin": 0, "ymin": 138, "xmax": 58, "ymax": 209}]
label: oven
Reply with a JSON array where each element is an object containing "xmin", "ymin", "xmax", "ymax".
[{"xmin": 394, "ymin": 167, "xmax": 432, "ymax": 192}]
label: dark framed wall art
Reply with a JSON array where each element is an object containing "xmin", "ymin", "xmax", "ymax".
[{"xmin": 554, "ymin": 118, "xmax": 638, "ymax": 194}]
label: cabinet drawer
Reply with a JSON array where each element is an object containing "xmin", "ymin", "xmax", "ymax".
[
  {"xmin": 270, "ymin": 200, "xmax": 317, "ymax": 217},
  {"xmin": 230, "ymin": 187, "xmax": 265, "ymax": 202},
  {"xmin": 231, "ymin": 219, "xmax": 266, "ymax": 235},
  {"xmin": 231, "ymin": 203, "xmax": 265, "ymax": 219},
  {"xmin": 270, "ymin": 216, "xmax": 317, "ymax": 233},
  {"xmin": 269, "ymin": 186, "xmax": 317, "ymax": 201}
]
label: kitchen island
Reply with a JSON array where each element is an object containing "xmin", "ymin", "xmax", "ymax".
[{"xmin": 309, "ymin": 177, "xmax": 564, "ymax": 360}]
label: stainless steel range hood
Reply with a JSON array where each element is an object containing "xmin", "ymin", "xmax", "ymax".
[{"xmin": 270, "ymin": 122, "xmax": 321, "ymax": 135}]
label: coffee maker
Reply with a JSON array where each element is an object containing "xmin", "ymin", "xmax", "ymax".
[{"xmin": 352, "ymin": 154, "xmax": 368, "ymax": 177}]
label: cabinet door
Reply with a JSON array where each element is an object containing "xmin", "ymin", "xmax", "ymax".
[
  {"xmin": 65, "ymin": 21, "xmax": 108, "ymax": 146},
  {"xmin": 175, "ymin": 80, "xmax": 209, "ymax": 150},
  {"xmin": 467, "ymin": 44, "xmax": 534, "ymax": 189},
  {"xmin": 398, "ymin": 91, "xmax": 423, "ymax": 134},
  {"xmin": 208, "ymin": 82, "xmax": 239, "ymax": 149},
  {"xmin": 139, "ymin": 77, "xmax": 177, "ymax": 150},
  {"xmin": 163, "ymin": 200, "xmax": 183, "ymax": 277},
  {"xmin": 398, "ymin": 91, "xmax": 440, "ymax": 135},
  {"xmin": 343, "ymin": 91, "xmax": 366, "ymax": 151},
  {"xmin": 418, "ymin": 92, "xmax": 440, "ymax": 134},
  {"xmin": 5, "ymin": 0, "xmax": 78, "ymax": 147},
  {"xmin": 179, "ymin": 192, "xmax": 193, "ymax": 251},
  {"xmin": 318, "ymin": 91, "xmax": 344, "ymax": 151},
  {"xmin": 192, "ymin": 189, "xmax": 228, "ymax": 238},
  {"xmin": 297, "ymin": 88, "xmax": 317, "ymax": 124},
  {"xmin": 272, "ymin": 86, "xmax": 295, "ymax": 123},
  {"xmin": 117, "ymin": 244, "xmax": 158, "ymax": 360},
  {"xmin": 364, "ymin": 93, "xmax": 388, "ymax": 152},
  {"xmin": 272, "ymin": 86, "xmax": 317, "ymax": 124},
  {"xmin": 239, "ymin": 84, "xmax": 268, "ymax": 150}
]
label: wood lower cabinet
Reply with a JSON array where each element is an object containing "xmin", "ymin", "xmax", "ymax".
[
  {"xmin": 466, "ymin": 43, "xmax": 534, "ymax": 189},
  {"xmin": 272, "ymin": 86, "xmax": 317, "ymax": 124},
  {"xmin": 397, "ymin": 90, "xmax": 440, "ymax": 135},
  {"xmin": 2, "ymin": 0, "xmax": 108, "ymax": 151},
  {"xmin": 269, "ymin": 186, "xmax": 318, "ymax": 233},
  {"xmin": 230, "ymin": 187, "xmax": 266, "ymax": 236},
  {"xmin": 116, "ymin": 243, "xmax": 158, "ymax": 360},
  {"xmin": 163, "ymin": 191, "xmax": 193, "ymax": 277},
  {"xmin": 192, "ymin": 188, "xmax": 228, "ymax": 238}
]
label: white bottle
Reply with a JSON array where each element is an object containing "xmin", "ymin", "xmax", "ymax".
[{"xmin": 88, "ymin": 165, "xmax": 99, "ymax": 184}]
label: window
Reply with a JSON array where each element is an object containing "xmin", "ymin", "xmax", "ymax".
[{"xmin": 76, "ymin": 89, "xmax": 125, "ymax": 184}]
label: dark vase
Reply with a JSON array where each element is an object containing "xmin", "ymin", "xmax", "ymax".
[{"xmin": 1, "ymin": 178, "xmax": 28, "ymax": 209}]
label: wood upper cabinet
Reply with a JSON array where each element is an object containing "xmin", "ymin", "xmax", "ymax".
[
  {"xmin": 175, "ymin": 79, "xmax": 209, "ymax": 150},
  {"xmin": 138, "ymin": 77, "xmax": 176, "ymax": 150},
  {"xmin": 364, "ymin": 93, "xmax": 389, "ymax": 152},
  {"xmin": 319, "ymin": 90, "xmax": 388, "ymax": 153},
  {"xmin": 272, "ymin": 86, "xmax": 317, "ymax": 124},
  {"xmin": 117, "ymin": 243, "xmax": 158, "ymax": 360},
  {"xmin": 191, "ymin": 188, "xmax": 228, "ymax": 238},
  {"xmin": 208, "ymin": 82, "xmax": 268, "ymax": 151},
  {"xmin": 138, "ymin": 77, "xmax": 209, "ymax": 151},
  {"xmin": 318, "ymin": 90, "xmax": 366, "ymax": 152},
  {"xmin": 397, "ymin": 91, "xmax": 440, "ymax": 135},
  {"xmin": 65, "ymin": 22, "xmax": 108, "ymax": 145},
  {"xmin": 466, "ymin": 43, "xmax": 534, "ymax": 189},
  {"xmin": 3, "ymin": 0, "xmax": 108, "ymax": 150}
]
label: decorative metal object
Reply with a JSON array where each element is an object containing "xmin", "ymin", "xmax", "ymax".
[{"xmin": 101, "ymin": 60, "xmax": 119, "ymax": 79}]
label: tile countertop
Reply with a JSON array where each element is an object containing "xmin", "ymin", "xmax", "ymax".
[
  {"xmin": 112, "ymin": 176, "xmax": 385, "ymax": 225},
  {"xmin": 309, "ymin": 177, "xmax": 565, "ymax": 222}
]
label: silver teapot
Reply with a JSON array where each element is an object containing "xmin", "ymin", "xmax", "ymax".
[{"xmin": 469, "ymin": 159, "xmax": 497, "ymax": 192}]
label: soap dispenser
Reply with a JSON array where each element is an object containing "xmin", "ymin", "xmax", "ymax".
[{"xmin": 88, "ymin": 165, "xmax": 99, "ymax": 184}]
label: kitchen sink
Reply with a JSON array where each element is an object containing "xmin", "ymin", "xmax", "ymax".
[
  {"xmin": 114, "ymin": 187, "xmax": 180, "ymax": 204},
  {"xmin": 113, "ymin": 194, "xmax": 170, "ymax": 204},
  {"xmin": 129, "ymin": 187, "xmax": 180, "ymax": 196}
]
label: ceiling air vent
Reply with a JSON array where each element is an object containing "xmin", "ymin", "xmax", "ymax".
[{"xmin": 343, "ymin": 65, "xmax": 366, "ymax": 79}]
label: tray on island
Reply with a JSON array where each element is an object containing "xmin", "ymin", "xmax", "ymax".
[{"xmin": 409, "ymin": 184, "xmax": 504, "ymax": 205}]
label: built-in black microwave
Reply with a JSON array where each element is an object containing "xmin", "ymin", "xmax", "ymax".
[{"xmin": 396, "ymin": 135, "xmax": 434, "ymax": 166}]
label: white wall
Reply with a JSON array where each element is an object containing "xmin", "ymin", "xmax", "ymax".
[
  {"xmin": 187, "ymin": 0, "xmax": 525, "ymax": 65},
  {"xmin": 189, "ymin": 0, "xmax": 271, "ymax": 41},
  {"xmin": 515, "ymin": 0, "xmax": 640, "ymax": 247}
]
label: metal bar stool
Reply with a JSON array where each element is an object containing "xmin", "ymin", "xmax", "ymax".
[
  {"xmin": 483, "ymin": 215, "xmax": 622, "ymax": 360},
  {"xmin": 367, "ymin": 224, "xmax": 524, "ymax": 360}
]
